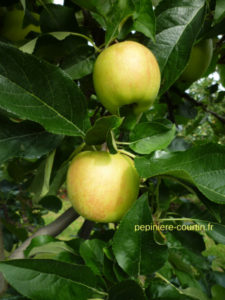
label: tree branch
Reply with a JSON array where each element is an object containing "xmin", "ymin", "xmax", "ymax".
[
  {"xmin": 9, "ymin": 207, "xmax": 79, "ymax": 259},
  {"xmin": 78, "ymin": 220, "xmax": 94, "ymax": 240},
  {"xmin": 175, "ymin": 88, "xmax": 225, "ymax": 124}
]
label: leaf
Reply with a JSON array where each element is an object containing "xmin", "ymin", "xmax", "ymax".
[
  {"xmin": 195, "ymin": 220, "xmax": 225, "ymax": 245},
  {"xmin": 39, "ymin": 195, "xmax": 62, "ymax": 212},
  {"xmin": 60, "ymin": 38, "xmax": 95, "ymax": 80},
  {"xmin": 79, "ymin": 239, "xmax": 106, "ymax": 276},
  {"xmin": 129, "ymin": 119, "xmax": 176, "ymax": 154},
  {"xmin": 218, "ymin": 64, "xmax": 225, "ymax": 88},
  {"xmin": 24, "ymin": 235, "xmax": 56, "ymax": 257},
  {"xmin": 108, "ymin": 280, "xmax": 146, "ymax": 300},
  {"xmin": 0, "ymin": 259, "xmax": 105, "ymax": 300},
  {"xmin": 214, "ymin": 0, "xmax": 225, "ymax": 24},
  {"xmin": 133, "ymin": 0, "xmax": 155, "ymax": 40},
  {"xmin": 147, "ymin": 0, "xmax": 206, "ymax": 95},
  {"xmin": 0, "ymin": 118, "xmax": 63, "ymax": 165},
  {"xmin": 112, "ymin": 193, "xmax": 168, "ymax": 276},
  {"xmin": 0, "ymin": 42, "xmax": 88, "ymax": 137},
  {"xmin": 28, "ymin": 151, "xmax": 55, "ymax": 202},
  {"xmin": 211, "ymin": 284, "xmax": 225, "ymax": 300},
  {"xmin": 85, "ymin": 116, "xmax": 123, "ymax": 145},
  {"xmin": 40, "ymin": 4, "xmax": 78, "ymax": 32},
  {"xmin": 73, "ymin": 0, "xmax": 155, "ymax": 45},
  {"xmin": 135, "ymin": 143, "xmax": 225, "ymax": 204}
]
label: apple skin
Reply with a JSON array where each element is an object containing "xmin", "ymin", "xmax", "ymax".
[
  {"xmin": 180, "ymin": 39, "xmax": 213, "ymax": 82},
  {"xmin": 1, "ymin": 10, "xmax": 40, "ymax": 42},
  {"xmin": 67, "ymin": 151, "xmax": 140, "ymax": 223},
  {"xmin": 93, "ymin": 41, "xmax": 161, "ymax": 115}
]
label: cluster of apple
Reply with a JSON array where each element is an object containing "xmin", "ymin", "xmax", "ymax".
[
  {"xmin": 0, "ymin": 9, "xmax": 213, "ymax": 223},
  {"xmin": 67, "ymin": 39, "xmax": 213, "ymax": 223}
]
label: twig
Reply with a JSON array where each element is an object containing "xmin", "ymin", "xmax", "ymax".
[
  {"xmin": 175, "ymin": 88, "xmax": 225, "ymax": 124},
  {"xmin": 9, "ymin": 208, "xmax": 79, "ymax": 259}
]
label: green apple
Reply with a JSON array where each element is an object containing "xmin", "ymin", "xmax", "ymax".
[
  {"xmin": 67, "ymin": 151, "xmax": 140, "ymax": 223},
  {"xmin": 180, "ymin": 39, "xmax": 213, "ymax": 82},
  {"xmin": 0, "ymin": 9, "xmax": 40, "ymax": 42},
  {"xmin": 93, "ymin": 41, "xmax": 161, "ymax": 115}
]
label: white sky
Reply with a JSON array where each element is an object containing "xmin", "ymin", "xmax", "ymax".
[{"xmin": 54, "ymin": 0, "xmax": 64, "ymax": 4}]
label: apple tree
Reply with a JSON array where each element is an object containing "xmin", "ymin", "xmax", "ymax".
[{"xmin": 0, "ymin": 0, "xmax": 225, "ymax": 299}]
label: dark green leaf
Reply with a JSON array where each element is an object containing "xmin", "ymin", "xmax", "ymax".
[
  {"xmin": 39, "ymin": 195, "xmax": 62, "ymax": 212},
  {"xmin": 214, "ymin": 0, "xmax": 225, "ymax": 24},
  {"xmin": 79, "ymin": 239, "xmax": 106, "ymax": 276},
  {"xmin": 0, "ymin": 118, "xmax": 63, "ymax": 165},
  {"xmin": 0, "ymin": 259, "xmax": 105, "ymax": 300},
  {"xmin": 211, "ymin": 284, "xmax": 225, "ymax": 300},
  {"xmin": 135, "ymin": 144, "xmax": 225, "ymax": 204},
  {"xmin": 0, "ymin": 42, "xmax": 88, "ymax": 136},
  {"xmin": 40, "ymin": 4, "xmax": 78, "ymax": 32},
  {"xmin": 147, "ymin": 0, "xmax": 206, "ymax": 95},
  {"xmin": 85, "ymin": 116, "xmax": 123, "ymax": 145},
  {"xmin": 108, "ymin": 280, "xmax": 146, "ymax": 300},
  {"xmin": 112, "ymin": 193, "xmax": 168, "ymax": 276}
]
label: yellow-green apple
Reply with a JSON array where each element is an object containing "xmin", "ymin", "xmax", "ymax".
[
  {"xmin": 93, "ymin": 41, "xmax": 161, "ymax": 115},
  {"xmin": 67, "ymin": 151, "xmax": 140, "ymax": 223},
  {"xmin": 180, "ymin": 39, "xmax": 213, "ymax": 82},
  {"xmin": 0, "ymin": 9, "xmax": 40, "ymax": 42}
]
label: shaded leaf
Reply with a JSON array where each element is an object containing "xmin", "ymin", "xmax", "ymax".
[
  {"xmin": 135, "ymin": 144, "xmax": 225, "ymax": 204},
  {"xmin": 112, "ymin": 193, "xmax": 168, "ymax": 276},
  {"xmin": 79, "ymin": 239, "xmax": 106, "ymax": 276},
  {"xmin": 85, "ymin": 116, "xmax": 123, "ymax": 145},
  {"xmin": 0, "ymin": 118, "xmax": 63, "ymax": 165},
  {"xmin": 108, "ymin": 280, "xmax": 146, "ymax": 300}
]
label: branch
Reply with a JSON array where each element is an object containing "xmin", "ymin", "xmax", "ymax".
[
  {"xmin": 175, "ymin": 89, "xmax": 225, "ymax": 124},
  {"xmin": 0, "ymin": 221, "xmax": 7, "ymax": 296},
  {"xmin": 78, "ymin": 220, "xmax": 94, "ymax": 240},
  {"xmin": 9, "ymin": 207, "xmax": 79, "ymax": 259}
]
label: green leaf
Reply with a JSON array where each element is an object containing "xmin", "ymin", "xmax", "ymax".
[
  {"xmin": 108, "ymin": 280, "xmax": 146, "ymax": 300},
  {"xmin": 218, "ymin": 64, "xmax": 225, "ymax": 88},
  {"xmin": 135, "ymin": 144, "xmax": 225, "ymax": 204},
  {"xmin": 133, "ymin": 0, "xmax": 155, "ymax": 40},
  {"xmin": 85, "ymin": 116, "xmax": 123, "ymax": 145},
  {"xmin": 147, "ymin": 0, "xmax": 206, "ymax": 95},
  {"xmin": 129, "ymin": 119, "xmax": 176, "ymax": 154},
  {"xmin": 181, "ymin": 287, "xmax": 209, "ymax": 300},
  {"xmin": 214, "ymin": 0, "xmax": 225, "ymax": 24},
  {"xmin": 28, "ymin": 151, "xmax": 55, "ymax": 202},
  {"xmin": 24, "ymin": 235, "xmax": 56, "ymax": 257},
  {"xmin": 196, "ymin": 220, "xmax": 225, "ymax": 245},
  {"xmin": 0, "ymin": 117, "xmax": 63, "ymax": 165},
  {"xmin": 40, "ymin": 4, "xmax": 78, "ymax": 32},
  {"xmin": 39, "ymin": 195, "xmax": 62, "ymax": 212},
  {"xmin": 0, "ymin": 42, "xmax": 88, "ymax": 137},
  {"xmin": 0, "ymin": 259, "xmax": 105, "ymax": 300},
  {"xmin": 112, "ymin": 193, "xmax": 168, "ymax": 276},
  {"xmin": 211, "ymin": 284, "xmax": 225, "ymax": 300},
  {"xmin": 79, "ymin": 239, "xmax": 106, "ymax": 276},
  {"xmin": 73, "ymin": 0, "xmax": 155, "ymax": 45}
]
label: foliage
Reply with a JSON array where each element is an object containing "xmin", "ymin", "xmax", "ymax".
[{"xmin": 0, "ymin": 0, "xmax": 225, "ymax": 299}]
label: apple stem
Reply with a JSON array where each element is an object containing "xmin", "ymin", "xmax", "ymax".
[{"xmin": 118, "ymin": 149, "xmax": 136, "ymax": 159}]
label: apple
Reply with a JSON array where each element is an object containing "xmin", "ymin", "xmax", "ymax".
[
  {"xmin": 67, "ymin": 151, "xmax": 140, "ymax": 223},
  {"xmin": 93, "ymin": 41, "xmax": 161, "ymax": 115},
  {"xmin": 0, "ymin": 9, "xmax": 40, "ymax": 42},
  {"xmin": 180, "ymin": 39, "xmax": 213, "ymax": 82}
]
